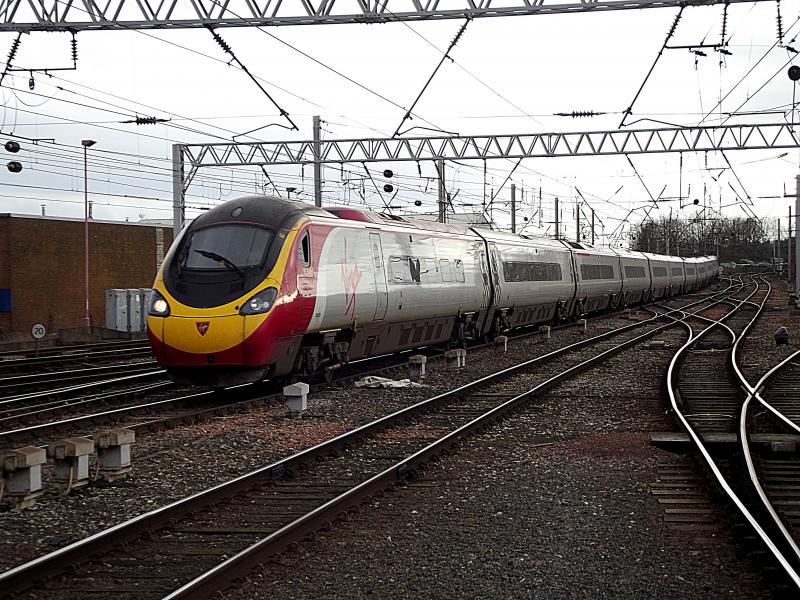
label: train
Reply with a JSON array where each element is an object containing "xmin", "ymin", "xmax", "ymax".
[{"xmin": 146, "ymin": 195, "xmax": 718, "ymax": 387}]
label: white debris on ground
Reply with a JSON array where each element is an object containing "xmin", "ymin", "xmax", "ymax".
[{"xmin": 354, "ymin": 376, "xmax": 425, "ymax": 389}]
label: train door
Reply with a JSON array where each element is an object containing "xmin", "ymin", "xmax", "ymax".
[
  {"xmin": 489, "ymin": 244, "xmax": 503, "ymax": 304},
  {"xmin": 370, "ymin": 232, "xmax": 388, "ymax": 320},
  {"xmin": 478, "ymin": 246, "xmax": 490, "ymax": 310}
]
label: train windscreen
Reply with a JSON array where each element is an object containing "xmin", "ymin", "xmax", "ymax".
[{"xmin": 183, "ymin": 224, "xmax": 274, "ymax": 272}]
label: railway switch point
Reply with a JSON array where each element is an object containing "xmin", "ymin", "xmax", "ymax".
[
  {"xmin": 539, "ymin": 325, "xmax": 551, "ymax": 340},
  {"xmin": 408, "ymin": 355, "xmax": 427, "ymax": 381},
  {"xmin": 775, "ymin": 326, "xmax": 790, "ymax": 345},
  {"xmin": 495, "ymin": 336, "xmax": 508, "ymax": 353},
  {"xmin": 95, "ymin": 428, "xmax": 135, "ymax": 481},
  {"xmin": 283, "ymin": 382, "xmax": 309, "ymax": 417},
  {"xmin": 47, "ymin": 437, "xmax": 94, "ymax": 494},
  {"xmin": 1, "ymin": 446, "xmax": 46, "ymax": 509}
]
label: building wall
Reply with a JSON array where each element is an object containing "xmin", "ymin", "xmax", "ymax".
[
  {"xmin": 0, "ymin": 215, "xmax": 173, "ymax": 334},
  {"xmin": 0, "ymin": 218, "xmax": 10, "ymax": 332}
]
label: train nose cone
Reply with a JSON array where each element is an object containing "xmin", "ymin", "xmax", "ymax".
[{"xmin": 162, "ymin": 314, "xmax": 246, "ymax": 364}]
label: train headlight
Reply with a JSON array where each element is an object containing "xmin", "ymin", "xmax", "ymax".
[
  {"xmin": 148, "ymin": 290, "xmax": 171, "ymax": 317},
  {"xmin": 240, "ymin": 287, "xmax": 278, "ymax": 315}
]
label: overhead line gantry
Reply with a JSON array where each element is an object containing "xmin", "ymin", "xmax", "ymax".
[
  {"xmin": 172, "ymin": 121, "xmax": 800, "ymax": 233},
  {"xmin": 0, "ymin": 0, "xmax": 771, "ymax": 33}
]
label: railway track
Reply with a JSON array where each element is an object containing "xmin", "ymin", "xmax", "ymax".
[
  {"xmin": 0, "ymin": 282, "xmax": 745, "ymax": 598},
  {"xmin": 665, "ymin": 275, "xmax": 800, "ymax": 594},
  {"xmin": 0, "ymin": 343, "xmax": 153, "ymax": 376}
]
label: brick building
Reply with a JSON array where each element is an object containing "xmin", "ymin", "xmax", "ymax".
[{"xmin": 0, "ymin": 214, "xmax": 173, "ymax": 335}]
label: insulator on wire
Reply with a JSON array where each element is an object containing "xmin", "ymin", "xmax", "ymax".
[
  {"xmin": 7, "ymin": 36, "xmax": 20, "ymax": 64},
  {"xmin": 121, "ymin": 115, "xmax": 169, "ymax": 125},
  {"xmin": 71, "ymin": 34, "xmax": 78, "ymax": 64},
  {"xmin": 208, "ymin": 27, "xmax": 232, "ymax": 54},
  {"xmin": 554, "ymin": 111, "xmax": 605, "ymax": 118}
]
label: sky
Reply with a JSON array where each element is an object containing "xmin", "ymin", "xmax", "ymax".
[{"xmin": 1, "ymin": 1, "xmax": 800, "ymax": 246}]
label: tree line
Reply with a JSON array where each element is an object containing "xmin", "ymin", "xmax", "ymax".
[{"xmin": 630, "ymin": 216, "xmax": 787, "ymax": 262}]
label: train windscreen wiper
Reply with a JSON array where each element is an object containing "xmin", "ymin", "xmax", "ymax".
[{"xmin": 194, "ymin": 249, "xmax": 246, "ymax": 277}]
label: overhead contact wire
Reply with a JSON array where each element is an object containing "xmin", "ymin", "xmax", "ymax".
[
  {"xmin": 620, "ymin": 7, "xmax": 684, "ymax": 128},
  {"xmin": 392, "ymin": 18, "xmax": 472, "ymax": 138},
  {"xmin": 205, "ymin": 26, "xmax": 297, "ymax": 131}
]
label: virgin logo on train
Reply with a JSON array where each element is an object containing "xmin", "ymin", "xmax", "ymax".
[{"xmin": 196, "ymin": 322, "xmax": 210, "ymax": 336}]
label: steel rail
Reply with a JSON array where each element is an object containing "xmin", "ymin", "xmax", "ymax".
[
  {"xmin": 0, "ymin": 282, "xmax": 732, "ymax": 448},
  {"xmin": 0, "ymin": 369, "xmax": 166, "ymax": 407},
  {"xmin": 666, "ymin": 278, "xmax": 800, "ymax": 589},
  {"xmin": 0, "ymin": 385, "xmax": 225, "ymax": 445},
  {"xmin": 0, "ymin": 346, "xmax": 153, "ymax": 371},
  {"xmin": 0, "ymin": 340, "xmax": 148, "ymax": 359},
  {"xmin": 0, "ymin": 360, "xmax": 158, "ymax": 388},
  {"xmin": 0, "ymin": 283, "xmax": 738, "ymax": 594},
  {"xmin": 164, "ymin": 290, "xmax": 743, "ymax": 599},
  {"xmin": 0, "ymin": 381, "xmax": 174, "ymax": 425},
  {"xmin": 739, "ymin": 348, "xmax": 800, "ymax": 566}
]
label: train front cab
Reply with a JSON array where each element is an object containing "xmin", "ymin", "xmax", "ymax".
[{"xmin": 147, "ymin": 196, "xmax": 320, "ymax": 387}]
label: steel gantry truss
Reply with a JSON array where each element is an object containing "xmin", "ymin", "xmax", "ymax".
[
  {"xmin": 0, "ymin": 0, "xmax": 769, "ymax": 32},
  {"xmin": 172, "ymin": 121, "xmax": 800, "ymax": 233}
]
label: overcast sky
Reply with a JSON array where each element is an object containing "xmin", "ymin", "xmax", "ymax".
[{"xmin": 1, "ymin": 1, "xmax": 799, "ymax": 245}]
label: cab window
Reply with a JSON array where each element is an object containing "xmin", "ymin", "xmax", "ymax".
[{"xmin": 299, "ymin": 231, "xmax": 311, "ymax": 267}]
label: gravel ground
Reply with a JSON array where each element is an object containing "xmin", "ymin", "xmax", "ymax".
[
  {"xmin": 738, "ymin": 278, "xmax": 800, "ymax": 384},
  {"xmin": 0, "ymin": 309, "xmax": 654, "ymax": 571},
  {"xmin": 227, "ymin": 323, "xmax": 772, "ymax": 599}
]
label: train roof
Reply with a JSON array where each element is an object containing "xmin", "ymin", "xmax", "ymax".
[
  {"xmin": 473, "ymin": 228, "xmax": 570, "ymax": 249},
  {"xmin": 321, "ymin": 206, "xmax": 475, "ymax": 237}
]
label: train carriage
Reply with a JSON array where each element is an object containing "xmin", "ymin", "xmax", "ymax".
[
  {"xmin": 570, "ymin": 244, "xmax": 623, "ymax": 315},
  {"xmin": 683, "ymin": 257, "xmax": 701, "ymax": 291},
  {"xmin": 613, "ymin": 249, "xmax": 651, "ymax": 307},
  {"xmin": 666, "ymin": 256, "xmax": 686, "ymax": 296},
  {"xmin": 147, "ymin": 196, "xmax": 718, "ymax": 387},
  {"xmin": 475, "ymin": 230, "xmax": 576, "ymax": 329}
]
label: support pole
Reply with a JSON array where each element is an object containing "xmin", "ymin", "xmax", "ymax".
[
  {"xmin": 575, "ymin": 198, "xmax": 580, "ymax": 243},
  {"xmin": 796, "ymin": 175, "xmax": 800, "ymax": 299},
  {"xmin": 511, "ymin": 183, "xmax": 516, "ymax": 233},
  {"xmin": 591, "ymin": 208, "xmax": 596, "ymax": 245},
  {"xmin": 555, "ymin": 197, "xmax": 560, "ymax": 240},
  {"xmin": 666, "ymin": 207, "xmax": 672, "ymax": 255},
  {"xmin": 789, "ymin": 205, "xmax": 793, "ymax": 283},
  {"xmin": 313, "ymin": 115, "xmax": 322, "ymax": 207},
  {"xmin": 172, "ymin": 144, "xmax": 185, "ymax": 238},
  {"xmin": 437, "ymin": 160, "xmax": 446, "ymax": 223},
  {"xmin": 83, "ymin": 145, "xmax": 90, "ymax": 328}
]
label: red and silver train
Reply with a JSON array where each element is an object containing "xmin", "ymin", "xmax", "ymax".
[{"xmin": 146, "ymin": 196, "xmax": 718, "ymax": 387}]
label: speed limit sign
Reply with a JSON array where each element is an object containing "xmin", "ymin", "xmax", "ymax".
[{"xmin": 31, "ymin": 323, "xmax": 46, "ymax": 339}]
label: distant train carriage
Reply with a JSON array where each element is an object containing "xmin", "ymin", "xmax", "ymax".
[{"xmin": 147, "ymin": 196, "xmax": 718, "ymax": 387}]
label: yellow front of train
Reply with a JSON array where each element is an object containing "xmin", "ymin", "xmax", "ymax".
[{"xmin": 147, "ymin": 196, "xmax": 309, "ymax": 387}]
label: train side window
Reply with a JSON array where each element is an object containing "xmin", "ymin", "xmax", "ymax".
[
  {"xmin": 298, "ymin": 231, "xmax": 311, "ymax": 267},
  {"xmin": 454, "ymin": 259, "xmax": 465, "ymax": 282},
  {"xmin": 408, "ymin": 257, "xmax": 421, "ymax": 283},
  {"xmin": 440, "ymin": 259, "xmax": 453, "ymax": 282},
  {"xmin": 420, "ymin": 258, "xmax": 437, "ymax": 282}
]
